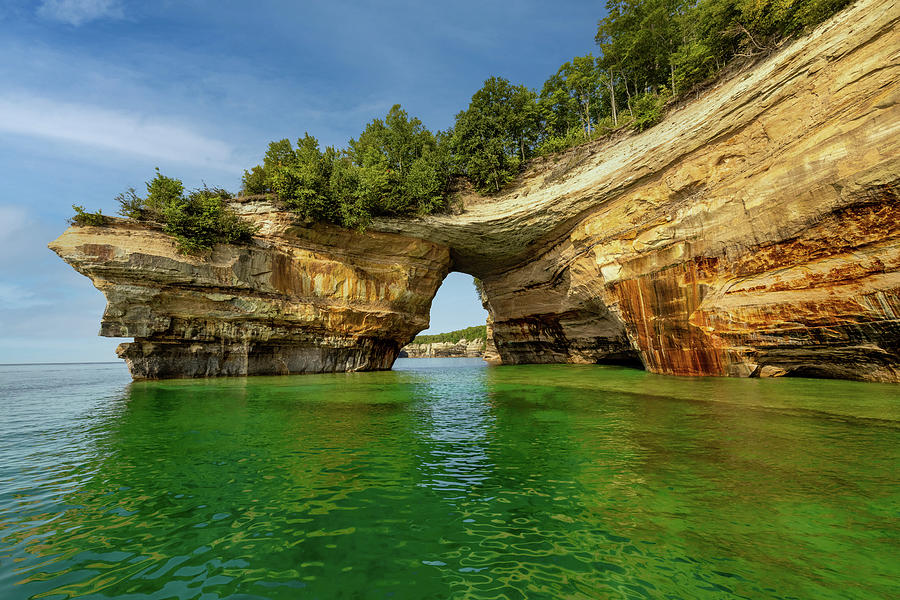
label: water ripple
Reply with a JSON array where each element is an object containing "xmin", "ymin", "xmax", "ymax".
[{"xmin": 0, "ymin": 361, "xmax": 897, "ymax": 598}]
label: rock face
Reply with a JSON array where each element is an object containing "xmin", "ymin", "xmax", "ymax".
[
  {"xmin": 376, "ymin": 0, "xmax": 900, "ymax": 382},
  {"xmin": 400, "ymin": 338, "xmax": 486, "ymax": 358},
  {"xmin": 50, "ymin": 203, "xmax": 450, "ymax": 378},
  {"xmin": 52, "ymin": 0, "xmax": 899, "ymax": 381}
]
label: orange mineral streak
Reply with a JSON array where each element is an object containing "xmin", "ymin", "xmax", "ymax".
[
  {"xmin": 611, "ymin": 259, "xmax": 729, "ymax": 377},
  {"xmin": 50, "ymin": 0, "xmax": 900, "ymax": 380}
]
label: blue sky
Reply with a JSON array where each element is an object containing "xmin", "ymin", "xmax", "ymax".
[{"xmin": 0, "ymin": 0, "xmax": 605, "ymax": 363}]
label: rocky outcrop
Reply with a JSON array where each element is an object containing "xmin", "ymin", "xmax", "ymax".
[
  {"xmin": 376, "ymin": 0, "xmax": 900, "ymax": 382},
  {"xmin": 52, "ymin": 0, "xmax": 899, "ymax": 381},
  {"xmin": 50, "ymin": 204, "xmax": 450, "ymax": 378},
  {"xmin": 400, "ymin": 338, "xmax": 486, "ymax": 358}
]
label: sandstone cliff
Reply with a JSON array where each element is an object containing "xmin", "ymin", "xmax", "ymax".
[
  {"xmin": 50, "ymin": 203, "xmax": 449, "ymax": 378},
  {"xmin": 400, "ymin": 338, "xmax": 486, "ymax": 358},
  {"xmin": 52, "ymin": 0, "xmax": 899, "ymax": 381},
  {"xmin": 376, "ymin": 0, "xmax": 900, "ymax": 382}
]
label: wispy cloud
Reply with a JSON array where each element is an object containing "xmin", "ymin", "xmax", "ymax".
[
  {"xmin": 37, "ymin": 0, "xmax": 123, "ymax": 26},
  {"xmin": 0, "ymin": 93, "xmax": 239, "ymax": 170},
  {"xmin": 0, "ymin": 282, "xmax": 52, "ymax": 310}
]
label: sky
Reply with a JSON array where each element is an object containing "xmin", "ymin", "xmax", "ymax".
[{"xmin": 0, "ymin": 0, "xmax": 606, "ymax": 363}]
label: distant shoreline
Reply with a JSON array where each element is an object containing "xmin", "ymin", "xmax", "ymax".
[
  {"xmin": 397, "ymin": 356, "xmax": 485, "ymax": 360},
  {"xmin": 0, "ymin": 362, "xmax": 122, "ymax": 366}
]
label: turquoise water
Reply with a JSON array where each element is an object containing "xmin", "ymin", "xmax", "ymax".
[{"xmin": 0, "ymin": 359, "xmax": 897, "ymax": 599}]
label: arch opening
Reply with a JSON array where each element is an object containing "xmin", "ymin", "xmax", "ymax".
[
  {"xmin": 419, "ymin": 272, "xmax": 488, "ymax": 337},
  {"xmin": 397, "ymin": 272, "xmax": 490, "ymax": 360}
]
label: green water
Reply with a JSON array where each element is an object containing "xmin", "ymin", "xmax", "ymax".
[{"xmin": 0, "ymin": 359, "xmax": 897, "ymax": 599}]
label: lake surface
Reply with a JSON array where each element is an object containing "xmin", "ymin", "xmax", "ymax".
[{"xmin": 0, "ymin": 359, "xmax": 897, "ymax": 599}]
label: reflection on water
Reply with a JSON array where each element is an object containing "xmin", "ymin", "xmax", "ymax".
[
  {"xmin": 413, "ymin": 361, "xmax": 494, "ymax": 500},
  {"xmin": 0, "ymin": 360, "xmax": 898, "ymax": 599}
]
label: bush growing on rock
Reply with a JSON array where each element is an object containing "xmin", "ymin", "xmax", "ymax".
[
  {"xmin": 630, "ymin": 92, "xmax": 667, "ymax": 132},
  {"xmin": 107, "ymin": 170, "xmax": 256, "ymax": 252},
  {"xmin": 145, "ymin": 169, "xmax": 184, "ymax": 214},
  {"xmin": 69, "ymin": 205, "xmax": 106, "ymax": 226},
  {"xmin": 115, "ymin": 188, "xmax": 144, "ymax": 220},
  {"xmin": 160, "ymin": 186, "xmax": 255, "ymax": 253}
]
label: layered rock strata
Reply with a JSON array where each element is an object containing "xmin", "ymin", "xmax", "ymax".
[
  {"xmin": 376, "ymin": 0, "xmax": 900, "ymax": 382},
  {"xmin": 50, "ymin": 205, "xmax": 450, "ymax": 378},
  {"xmin": 52, "ymin": 0, "xmax": 899, "ymax": 381},
  {"xmin": 400, "ymin": 338, "xmax": 486, "ymax": 358}
]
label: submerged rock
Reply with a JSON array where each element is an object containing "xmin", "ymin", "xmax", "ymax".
[{"xmin": 52, "ymin": 0, "xmax": 899, "ymax": 381}]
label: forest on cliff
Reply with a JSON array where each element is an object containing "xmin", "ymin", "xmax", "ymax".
[
  {"xmin": 235, "ymin": 0, "xmax": 850, "ymax": 223},
  {"xmin": 74, "ymin": 0, "xmax": 852, "ymax": 247},
  {"xmin": 412, "ymin": 325, "xmax": 488, "ymax": 345}
]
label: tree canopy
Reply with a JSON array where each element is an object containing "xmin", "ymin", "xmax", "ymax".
[
  {"xmin": 242, "ymin": 105, "xmax": 452, "ymax": 227},
  {"xmin": 82, "ymin": 0, "xmax": 853, "ymax": 239},
  {"xmin": 412, "ymin": 325, "xmax": 487, "ymax": 345}
]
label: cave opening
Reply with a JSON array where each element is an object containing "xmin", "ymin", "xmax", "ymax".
[
  {"xmin": 419, "ymin": 272, "xmax": 488, "ymax": 337},
  {"xmin": 395, "ymin": 271, "xmax": 489, "ymax": 361}
]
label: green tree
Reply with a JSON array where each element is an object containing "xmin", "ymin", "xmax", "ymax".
[
  {"xmin": 240, "ymin": 138, "xmax": 299, "ymax": 198},
  {"xmin": 452, "ymin": 77, "xmax": 540, "ymax": 192},
  {"xmin": 596, "ymin": 0, "xmax": 851, "ymax": 106},
  {"xmin": 145, "ymin": 168, "xmax": 184, "ymax": 216},
  {"xmin": 241, "ymin": 166, "xmax": 268, "ymax": 195},
  {"xmin": 239, "ymin": 105, "xmax": 450, "ymax": 228},
  {"xmin": 348, "ymin": 104, "xmax": 450, "ymax": 217},
  {"xmin": 161, "ymin": 186, "xmax": 256, "ymax": 252},
  {"xmin": 539, "ymin": 71, "xmax": 581, "ymax": 139},
  {"xmin": 279, "ymin": 134, "xmax": 338, "ymax": 223},
  {"xmin": 116, "ymin": 187, "xmax": 144, "ymax": 219}
]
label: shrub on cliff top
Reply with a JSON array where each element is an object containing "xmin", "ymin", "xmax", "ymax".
[
  {"xmin": 108, "ymin": 170, "xmax": 256, "ymax": 252},
  {"xmin": 160, "ymin": 187, "xmax": 255, "ymax": 253},
  {"xmin": 241, "ymin": 105, "xmax": 453, "ymax": 228},
  {"xmin": 115, "ymin": 188, "xmax": 144, "ymax": 220},
  {"xmin": 69, "ymin": 205, "xmax": 106, "ymax": 227}
]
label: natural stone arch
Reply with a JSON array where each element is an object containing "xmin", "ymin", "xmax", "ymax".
[{"xmin": 51, "ymin": 0, "xmax": 900, "ymax": 381}]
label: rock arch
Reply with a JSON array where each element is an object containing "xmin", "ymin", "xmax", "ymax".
[{"xmin": 51, "ymin": 0, "xmax": 900, "ymax": 381}]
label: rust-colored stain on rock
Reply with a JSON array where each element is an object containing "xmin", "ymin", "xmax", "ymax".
[{"xmin": 48, "ymin": 0, "xmax": 900, "ymax": 381}]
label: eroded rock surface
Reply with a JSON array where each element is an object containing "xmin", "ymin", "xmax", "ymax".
[
  {"xmin": 50, "ymin": 206, "xmax": 450, "ymax": 378},
  {"xmin": 378, "ymin": 0, "xmax": 900, "ymax": 382},
  {"xmin": 400, "ymin": 338, "xmax": 486, "ymax": 358},
  {"xmin": 52, "ymin": 0, "xmax": 899, "ymax": 381}
]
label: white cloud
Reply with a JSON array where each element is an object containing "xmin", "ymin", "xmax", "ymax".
[
  {"xmin": 37, "ymin": 0, "xmax": 123, "ymax": 26},
  {"xmin": 0, "ymin": 94, "xmax": 239, "ymax": 170}
]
